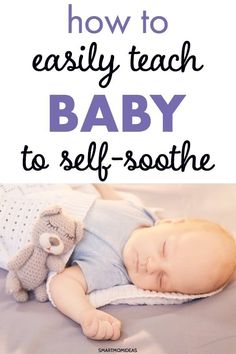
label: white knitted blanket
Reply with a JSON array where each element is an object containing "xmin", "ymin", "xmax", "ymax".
[{"xmin": 87, "ymin": 284, "xmax": 223, "ymax": 308}]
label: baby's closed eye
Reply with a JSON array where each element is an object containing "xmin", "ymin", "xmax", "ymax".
[{"xmin": 162, "ymin": 240, "xmax": 167, "ymax": 257}]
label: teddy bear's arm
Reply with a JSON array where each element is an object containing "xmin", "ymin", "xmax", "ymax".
[
  {"xmin": 7, "ymin": 244, "xmax": 35, "ymax": 271},
  {"xmin": 46, "ymin": 255, "xmax": 65, "ymax": 273}
]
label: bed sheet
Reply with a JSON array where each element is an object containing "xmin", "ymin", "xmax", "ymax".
[{"xmin": 0, "ymin": 184, "xmax": 236, "ymax": 354}]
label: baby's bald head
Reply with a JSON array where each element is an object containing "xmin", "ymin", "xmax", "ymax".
[
  {"xmin": 124, "ymin": 218, "xmax": 236, "ymax": 295},
  {"xmin": 186, "ymin": 219, "xmax": 236, "ymax": 293}
]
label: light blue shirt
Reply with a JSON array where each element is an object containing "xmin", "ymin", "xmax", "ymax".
[{"xmin": 70, "ymin": 199, "xmax": 156, "ymax": 293}]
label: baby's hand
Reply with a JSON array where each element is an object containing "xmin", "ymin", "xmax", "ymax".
[{"xmin": 80, "ymin": 309, "xmax": 121, "ymax": 341}]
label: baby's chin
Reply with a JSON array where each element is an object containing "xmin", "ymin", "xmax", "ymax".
[{"xmin": 129, "ymin": 277, "xmax": 158, "ymax": 292}]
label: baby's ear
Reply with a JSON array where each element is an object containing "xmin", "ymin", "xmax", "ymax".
[
  {"xmin": 40, "ymin": 205, "xmax": 62, "ymax": 218},
  {"xmin": 75, "ymin": 220, "xmax": 84, "ymax": 243}
]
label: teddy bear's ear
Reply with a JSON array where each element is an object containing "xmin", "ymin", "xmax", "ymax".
[
  {"xmin": 40, "ymin": 205, "xmax": 62, "ymax": 218},
  {"xmin": 75, "ymin": 220, "xmax": 84, "ymax": 242}
]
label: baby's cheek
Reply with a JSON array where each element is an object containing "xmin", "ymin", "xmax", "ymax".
[{"xmin": 131, "ymin": 273, "xmax": 158, "ymax": 291}]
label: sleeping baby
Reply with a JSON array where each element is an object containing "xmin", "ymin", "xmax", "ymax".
[{"xmin": 48, "ymin": 184, "xmax": 236, "ymax": 341}]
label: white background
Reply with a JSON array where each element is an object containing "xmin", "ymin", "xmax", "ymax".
[{"xmin": 0, "ymin": 0, "xmax": 235, "ymax": 183}]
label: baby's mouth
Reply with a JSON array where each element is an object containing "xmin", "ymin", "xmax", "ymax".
[{"xmin": 136, "ymin": 255, "xmax": 148, "ymax": 273}]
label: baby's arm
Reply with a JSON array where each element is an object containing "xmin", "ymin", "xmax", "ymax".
[
  {"xmin": 49, "ymin": 265, "xmax": 121, "ymax": 340},
  {"xmin": 93, "ymin": 184, "xmax": 123, "ymax": 200}
]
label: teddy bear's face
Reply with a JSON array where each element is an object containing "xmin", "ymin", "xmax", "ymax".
[
  {"xmin": 39, "ymin": 232, "xmax": 65, "ymax": 255},
  {"xmin": 31, "ymin": 207, "xmax": 83, "ymax": 255}
]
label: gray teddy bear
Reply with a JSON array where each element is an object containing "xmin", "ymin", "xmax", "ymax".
[{"xmin": 5, "ymin": 206, "xmax": 83, "ymax": 302}]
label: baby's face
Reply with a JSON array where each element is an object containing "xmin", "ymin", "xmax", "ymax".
[{"xmin": 123, "ymin": 219, "xmax": 236, "ymax": 294}]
